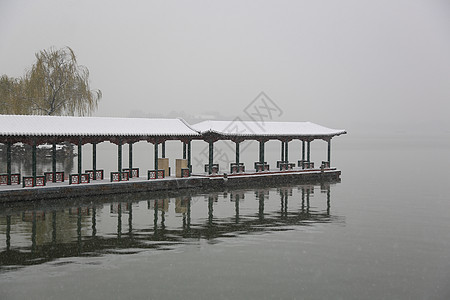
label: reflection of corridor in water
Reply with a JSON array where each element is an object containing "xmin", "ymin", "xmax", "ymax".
[{"xmin": 0, "ymin": 182, "xmax": 343, "ymax": 270}]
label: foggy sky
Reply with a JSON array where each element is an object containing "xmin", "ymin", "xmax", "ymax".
[{"xmin": 1, "ymin": 0, "xmax": 449, "ymax": 135}]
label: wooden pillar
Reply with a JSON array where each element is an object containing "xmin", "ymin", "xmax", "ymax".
[
  {"xmin": 92, "ymin": 206, "xmax": 97, "ymax": 237},
  {"xmin": 235, "ymin": 141, "xmax": 240, "ymax": 164},
  {"xmin": 129, "ymin": 142, "xmax": 133, "ymax": 170},
  {"xmin": 328, "ymin": 139, "xmax": 331, "ymax": 165},
  {"xmin": 187, "ymin": 196, "xmax": 191, "ymax": 228},
  {"xmin": 52, "ymin": 142, "xmax": 56, "ymax": 182},
  {"xmin": 31, "ymin": 212, "xmax": 36, "ymax": 252},
  {"xmin": 259, "ymin": 140, "xmax": 265, "ymax": 164},
  {"xmin": 327, "ymin": 187, "xmax": 331, "ymax": 215},
  {"xmin": 208, "ymin": 196, "xmax": 214, "ymax": 225},
  {"xmin": 77, "ymin": 207, "xmax": 82, "ymax": 253},
  {"xmin": 154, "ymin": 142, "xmax": 159, "ymax": 178},
  {"xmin": 161, "ymin": 202, "xmax": 166, "ymax": 229},
  {"xmin": 208, "ymin": 141, "xmax": 214, "ymax": 174},
  {"xmin": 128, "ymin": 202, "xmax": 133, "ymax": 234},
  {"xmin": 117, "ymin": 203, "xmax": 122, "ymax": 239},
  {"xmin": 92, "ymin": 142, "xmax": 97, "ymax": 180},
  {"xmin": 235, "ymin": 194, "xmax": 240, "ymax": 224},
  {"xmin": 258, "ymin": 192, "xmax": 264, "ymax": 220},
  {"xmin": 285, "ymin": 141, "xmax": 289, "ymax": 163},
  {"xmin": 153, "ymin": 200, "xmax": 159, "ymax": 232},
  {"xmin": 183, "ymin": 142, "xmax": 187, "ymax": 159},
  {"xmin": 301, "ymin": 187, "xmax": 305, "ymax": 212},
  {"xmin": 281, "ymin": 141, "xmax": 285, "ymax": 162},
  {"xmin": 118, "ymin": 140, "xmax": 122, "ymax": 173},
  {"xmin": 307, "ymin": 140, "xmax": 311, "ymax": 162},
  {"xmin": 77, "ymin": 138, "xmax": 82, "ymax": 176},
  {"xmin": 6, "ymin": 215, "xmax": 11, "ymax": 251},
  {"xmin": 302, "ymin": 140, "xmax": 305, "ymax": 162},
  {"xmin": 187, "ymin": 140, "xmax": 192, "ymax": 172},
  {"xmin": 52, "ymin": 211, "xmax": 56, "ymax": 244},
  {"xmin": 284, "ymin": 191, "xmax": 288, "ymax": 216},
  {"xmin": 162, "ymin": 141, "xmax": 166, "ymax": 158},
  {"xmin": 6, "ymin": 141, "xmax": 11, "ymax": 185},
  {"xmin": 32, "ymin": 140, "xmax": 37, "ymax": 181},
  {"xmin": 306, "ymin": 188, "xmax": 310, "ymax": 211}
]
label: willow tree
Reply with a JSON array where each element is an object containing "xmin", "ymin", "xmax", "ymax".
[
  {"xmin": 0, "ymin": 75, "xmax": 30, "ymax": 115},
  {"xmin": 24, "ymin": 47, "xmax": 102, "ymax": 116}
]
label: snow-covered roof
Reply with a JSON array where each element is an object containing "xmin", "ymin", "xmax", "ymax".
[
  {"xmin": 0, "ymin": 115, "xmax": 346, "ymax": 141},
  {"xmin": 0, "ymin": 115, "xmax": 200, "ymax": 137},
  {"xmin": 192, "ymin": 120, "xmax": 346, "ymax": 138}
]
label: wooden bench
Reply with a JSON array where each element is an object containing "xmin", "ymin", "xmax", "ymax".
[
  {"xmin": 279, "ymin": 162, "xmax": 295, "ymax": 171},
  {"xmin": 110, "ymin": 171, "xmax": 129, "ymax": 182},
  {"xmin": 230, "ymin": 163, "xmax": 245, "ymax": 174},
  {"xmin": 0, "ymin": 173, "xmax": 20, "ymax": 185},
  {"xmin": 148, "ymin": 169, "xmax": 165, "ymax": 179},
  {"xmin": 85, "ymin": 169, "xmax": 104, "ymax": 180},
  {"xmin": 123, "ymin": 168, "xmax": 139, "ymax": 178},
  {"xmin": 44, "ymin": 171, "xmax": 64, "ymax": 183},
  {"xmin": 300, "ymin": 161, "xmax": 314, "ymax": 169},
  {"xmin": 181, "ymin": 168, "xmax": 190, "ymax": 178},
  {"xmin": 22, "ymin": 175, "xmax": 46, "ymax": 187},
  {"xmin": 255, "ymin": 162, "xmax": 270, "ymax": 172},
  {"xmin": 70, "ymin": 173, "xmax": 90, "ymax": 184},
  {"xmin": 204, "ymin": 164, "xmax": 219, "ymax": 175}
]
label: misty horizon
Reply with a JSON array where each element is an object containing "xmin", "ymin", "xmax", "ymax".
[{"xmin": 1, "ymin": 0, "xmax": 449, "ymax": 135}]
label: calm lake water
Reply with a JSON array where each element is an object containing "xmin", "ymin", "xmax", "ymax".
[{"xmin": 0, "ymin": 133, "xmax": 449, "ymax": 299}]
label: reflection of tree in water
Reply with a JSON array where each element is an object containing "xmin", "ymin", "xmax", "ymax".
[{"xmin": 0, "ymin": 181, "xmax": 343, "ymax": 270}]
